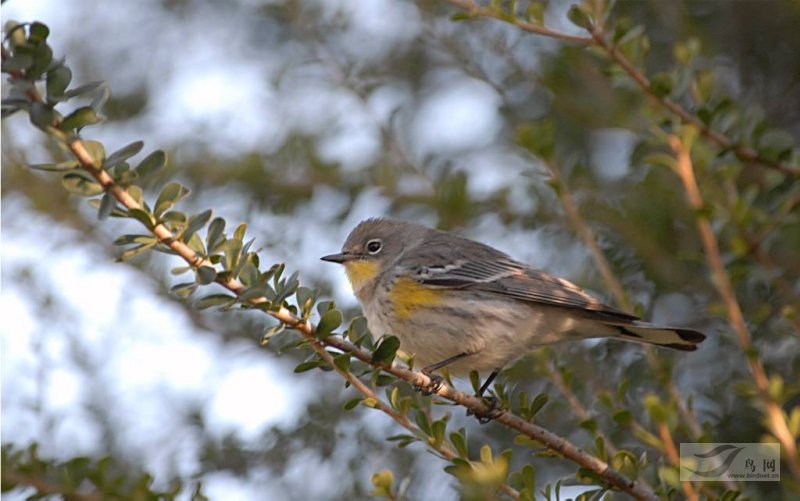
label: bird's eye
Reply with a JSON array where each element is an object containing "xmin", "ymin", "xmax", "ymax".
[{"xmin": 366, "ymin": 239, "xmax": 382, "ymax": 254}]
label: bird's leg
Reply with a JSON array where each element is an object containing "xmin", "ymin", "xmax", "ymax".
[
  {"xmin": 477, "ymin": 370, "xmax": 499, "ymax": 397},
  {"xmin": 468, "ymin": 369, "xmax": 503, "ymax": 424},
  {"xmin": 414, "ymin": 352, "xmax": 472, "ymax": 395}
]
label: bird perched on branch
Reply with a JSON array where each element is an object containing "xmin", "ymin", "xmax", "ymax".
[{"xmin": 322, "ymin": 218, "xmax": 705, "ymax": 401}]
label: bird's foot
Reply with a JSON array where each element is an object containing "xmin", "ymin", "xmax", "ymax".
[
  {"xmin": 467, "ymin": 395, "xmax": 503, "ymax": 424},
  {"xmin": 414, "ymin": 372, "xmax": 444, "ymax": 396}
]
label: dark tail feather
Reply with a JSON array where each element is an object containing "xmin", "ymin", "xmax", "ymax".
[{"xmin": 614, "ymin": 321, "xmax": 706, "ymax": 351}]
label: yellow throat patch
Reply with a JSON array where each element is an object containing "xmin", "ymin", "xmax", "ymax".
[
  {"xmin": 344, "ymin": 260, "xmax": 380, "ymax": 292},
  {"xmin": 389, "ymin": 278, "xmax": 444, "ymax": 319}
]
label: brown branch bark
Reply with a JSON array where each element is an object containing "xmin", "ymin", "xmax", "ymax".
[{"xmin": 658, "ymin": 422, "xmax": 698, "ymax": 501}]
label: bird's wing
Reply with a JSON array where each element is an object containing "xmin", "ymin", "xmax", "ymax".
[{"xmin": 402, "ymin": 253, "xmax": 637, "ymax": 321}]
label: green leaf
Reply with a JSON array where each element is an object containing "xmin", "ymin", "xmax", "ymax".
[
  {"xmin": 126, "ymin": 208, "xmax": 155, "ymax": 229},
  {"xmin": 343, "ymin": 398, "xmax": 362, "ymax": 411},
  {"xmin": 294, "ymin": 360, "xmax": 327, "ymax": 373},
  {"xmin": 184, "ymin": 209, "xmax": 213, "ymax": 242},
  {"xmin": 450, "ymin": 430, "xmax": 468, "ymax": 457},
  {"xmin": 28, "ymin": 160, "xmax": 79, "ymax": 172},
  {"xmin": 567, "ymin": 5, "xmax": 592, "ymax": 29},
  {"xmin": 579, "ymin": 418, "xmax": 598, "ymax": 434},
  {"xmin": 529, "ymin": 393, "xmax": 549, "ymax": 419},
  {"xmin": 63, "ymin": 81, "xmax": 104, "ymax": 99},
  {"xmin": 239, "ymin": 263, "xmax": 260, "ymax": 287},
  {"xmin": 206, "ymin": 217, "xmax": 226, "ymax": 252},
  {"xmin": 105, "ymin": 141, "xmax": 144, "ymax": 168},
  {"xmin": 118, "ymin": 242, "xmax": 156, "ymax": 261},
  {"xmin": 195, "ymin": 293, "xmax": 236, "ymax": 310},
  {"xmin": 161, "ymin": 210, "xmax": 187, "ymax": 225},
  {"xmin": 170, "ymin": 282, "xmax": 198, "ymax": 299},
  {"xmin": 126, "ymin": 185, "xmax": 144, "ymax": 205},
  {"xmin": 346, "ymin": 316, "xmax": 368, "ymax": 343},
  {"xmin": 113, "ymin": 234, "xmax": 156, "ymax": 246},
  {"xmin": 613, "ymin": 409, "xmax": 633, "ymax": 426},
  {"xmin": 82, "ymin": 140, "xmax": 106, "ymax": 167},
  {"xmin": 415, "ymin": 410, "xmax": 431, "ymax": 435},
  {"xmin": 97, "ymin": 192, "xmax": 115, "ymax": 220},
  {"xmin": 233, "ymin": 222, "xmax": 247, "ymax": 242},
  {"xmin": 58, "ymin": 106, "xmax": 101, "ymax": 131},
  {"xmin": 526, "ymin": 2, "xmax": 545, "ymax": 23},
  {"xmin": 135, "ymin": 150, "xmax": 167, "ymax": 178},
  {"xmin": 520, "ymin": 464, "xmax": 536, "ymax": 494},
  {"xmin": 316, "ymin": 309, "xmax": 343, "ymax": 339},
  {"xmin": 186, "ymin": 232, "xmax": 206, "ymax": 256},
  {"xmin": 371, "ymin": 336, "xmax": 400, "ymax": 365},
  {"xmin": 219, "ymin": 238, "xmax": 242, "ymax": 272},
  {"xmin": 46, "ymin": 66, "xmax": 72, "ymax": 101},
  {"xmin": 644, "ymin": 394, "xmax": 669, "ymax": 423},
  {"xmin": 29, "ymin": 102, "xmax": 55, "ymax": 129},
  {"xmin": 196, "ymin": 266, "xmax": 217, "ymax": 285},
  {"xmin": 238, "ymin": 286, "xmax": 268, "ymax": 301},
  {"xmin": 154, "ymin": 182, "xmax": 190, "ymax": 217},
  {"xmin": 333, "ymin": 353, "xmax": 351, "ymax": 372},
  {"xmin": 61, "ymin": 171, "xmax": 104, "ymax": 196},
  {"xmin": 29, "ymin": 22, "xmax": 50, "ymax": 43},
  {"xmin": 649, "ymin": 72, "xmax": 673, "ymax": 98}
]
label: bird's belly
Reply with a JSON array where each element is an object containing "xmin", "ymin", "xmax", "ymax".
[{"xmin": 362, "ymin": 296, "xmax": 580, "ymax": 375}]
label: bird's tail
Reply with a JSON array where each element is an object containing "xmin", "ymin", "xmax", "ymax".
[{"xmin": 610, "ymin": 321, "xmax": 706, "ymax": 351}]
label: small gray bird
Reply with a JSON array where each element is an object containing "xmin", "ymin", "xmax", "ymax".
[{"xmin": 322, "ymin": 218, "xmax": 705, "ymax": 393}]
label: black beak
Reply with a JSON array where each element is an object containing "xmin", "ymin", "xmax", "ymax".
[{"xmin": 320, "ymin": 252, "xmax": 354, "ymax": 264}]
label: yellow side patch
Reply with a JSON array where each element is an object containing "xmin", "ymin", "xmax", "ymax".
[
  {"xmin": 389, "ymin": 278, "xmax": 444, "ymax": 319},
  {"xmin": 344, "ymin": 261, "xmax": 379, "ymax": 292}
]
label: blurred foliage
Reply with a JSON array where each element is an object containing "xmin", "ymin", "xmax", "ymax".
[{"xmin": 2, "ymin": 0, "xmax": 799, "ymax": 499}]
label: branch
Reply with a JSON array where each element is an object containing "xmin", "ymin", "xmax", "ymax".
[
  {"xmin": 669, "ymin": 135, "xmax": 800, "ymax": 481},
  {"xmin": 441, "ymin": 0, "xmax": 593, "ymax": 45},
  {"xmin": 439, "ymin": 0, "xmax": 800, "ymax": 177},
  {"xmin": 657, "ymin": 423, "xmax": 698, "ymax": 501},
  {"xmin": 304, "ymin": 335, "xmax": 521, "ymax": 499},
  {"xmin": 591, "ymin": 31, "xmax": 799, "ymax": 178}
]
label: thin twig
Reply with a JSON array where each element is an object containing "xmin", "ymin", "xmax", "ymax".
[
  {"xmin": 438, "ymin": 0, "xmax": 800, "ymax": 177},
  {"xmin": 669, "ymin": 135, "xmax": 800, "ymax": 481},
  {"xmin": 441, "ymin": 0, "xmax": 593, "ymax": 45},
  {"xmin": 589, "ymin": 30, "xmax": 800, "ymax": 178},
  {"xmin": 658, "ymin": 423, "xmax": 698, "ymax": 501}
]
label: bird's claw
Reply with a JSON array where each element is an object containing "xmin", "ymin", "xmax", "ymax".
[
  {"xmin": 467, "ymin": 395, "xmax": 503, "ymax": 424},
  {"xmin": 414, "ymin": 373, "xmax": 444, "ymax": 396}
]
